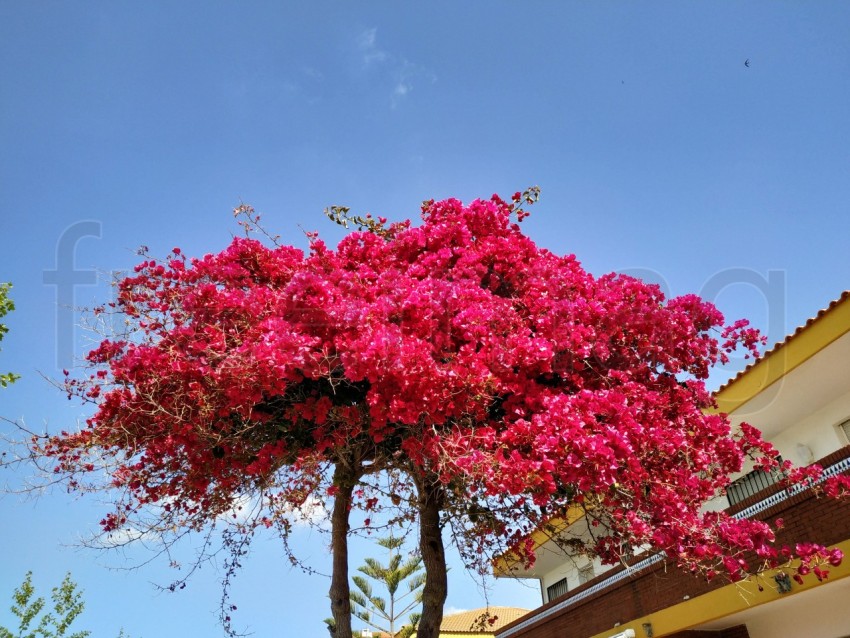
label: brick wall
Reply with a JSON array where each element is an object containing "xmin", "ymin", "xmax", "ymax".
[{"xmin": 496, "ymin": 447, "xmax": 850, "ymax": 638}]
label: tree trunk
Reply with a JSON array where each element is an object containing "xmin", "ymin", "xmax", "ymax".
[
  {"xmin": 414, "ymin": 472, "xmax": 448, "ymax": 638},
  {"xmin": 329, "ymin": 463, "xmax": 358, "ymax": 638}
]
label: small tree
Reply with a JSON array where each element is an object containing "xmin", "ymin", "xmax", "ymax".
[
  {"xmin": 0, "ymin": 572, "xmax": 88, "ymax": 638},
  {"xmin": 351, "ymin": 536, "xmax": 424, "ymax": 638},
  {"xmin": 0, "ymin": 282, "xmax": 19, "ymax": 387},
  {"xmin": 0, "ymin": 573, "xmax": 137, "ymax": 638}
]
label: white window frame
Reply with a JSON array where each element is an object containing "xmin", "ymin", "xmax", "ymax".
[{"xmin": 839, "ymin": 418, "xmax": 850, "ymax": 445}]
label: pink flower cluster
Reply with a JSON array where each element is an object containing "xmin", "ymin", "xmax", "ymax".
[{"xmin": 43, "ymin": 194, "xmax": 846, "ymax": 583}]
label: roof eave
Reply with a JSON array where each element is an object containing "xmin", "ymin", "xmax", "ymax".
[{"xmin": 713, "ymin": 291, "xmax": 850, "ymax": 414}]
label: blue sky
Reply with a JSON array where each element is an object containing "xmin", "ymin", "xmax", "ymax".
[{"xmin": 1, "ymin": 2, "xmax": 849, "ymax": 636}]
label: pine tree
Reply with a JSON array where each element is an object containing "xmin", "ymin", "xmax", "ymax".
[{"xmin": 350, "ymin": 537, "xmax": 424, "ymax": 638}]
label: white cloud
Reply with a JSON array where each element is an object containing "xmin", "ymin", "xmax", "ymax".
[
  {"xmin": 357, "ymin": 27, "xmax": 388, "ymax": 66},
  {"xmin": 302, "ymin": 66, "xmax": 324, "ymax": 81},
  {"xmin": 443, "ymin": 606, "xmax": 469, "ymax": 618},
  {"xmin": 354, "ymin": 27, "xmax": 434, "ymax": 107},
  {"xmin": 357, "ymin": 27, "xmax": 377, "ymax": 50},
  {"xmin": 391, "ymin": 82, "xmax": 412, "ymax": 109},
  {"xmin": 288, "ymin": 494, "xmax": 329, "ymax": 528},
  {"xmin": 99, "ymin": 525, "xmax": 159, "ymax": 548},
  {"xmin": 226, "ymin": 492, "xmax": 260, "ymax": 523},
  {"xmin": 224, "ymin": 493, "xmax": 328, "ymax": 529}
]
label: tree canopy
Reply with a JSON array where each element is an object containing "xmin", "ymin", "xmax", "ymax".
[{"xmin": 27, "ymin": 192, "xmax": 849, "ymax": 636}]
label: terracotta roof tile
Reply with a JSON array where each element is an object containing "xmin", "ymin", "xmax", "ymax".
[{"xmin": 439, "ymin": 607, "xmax": 530, "ymax": 634}]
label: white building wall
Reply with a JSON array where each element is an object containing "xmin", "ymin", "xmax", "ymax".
[{"xmin": 770, "ymin": 389, "xmax": 850, "ymax": 464}]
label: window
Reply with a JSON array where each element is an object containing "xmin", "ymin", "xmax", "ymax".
[
  {"xmin": 839, "ymin": 418, "xmax": 850, "ymax": 445},
  {"xmin": 546, "ymin": 577, "xmax": 568, "ymax": 602},
  {"xmin": 726, "ymin": 462, "xmax": 784, "ymax": 507},
  {"xmin": 578, "ymin": 564, "xmax": 594, "ymax": 585}
]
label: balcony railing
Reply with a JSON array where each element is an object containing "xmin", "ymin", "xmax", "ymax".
[{"xmin": 497, "ymin": 449, "xmax": 850, "ymax": 638}]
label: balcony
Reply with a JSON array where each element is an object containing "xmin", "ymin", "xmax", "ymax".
[{"xmin": 496, "ymin": 446, "xmax": 850, "ymax": 638}]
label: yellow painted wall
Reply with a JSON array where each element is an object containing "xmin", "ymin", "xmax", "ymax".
[{"xmin": 588, "ymin": 537, "xmax": 850, "ymax": 638}]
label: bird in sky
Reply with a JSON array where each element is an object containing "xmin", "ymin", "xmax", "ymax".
[{"xmin": 744, "ymin": 58, "xmax": 751, "ymax": 67}]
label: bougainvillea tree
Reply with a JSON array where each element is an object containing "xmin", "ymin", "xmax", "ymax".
[{"xmin": 26, "ymin": 191, "xmax": 849, "ymax": 637}]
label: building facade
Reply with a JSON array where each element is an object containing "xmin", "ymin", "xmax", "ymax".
[{"xmin": 496, "ymin": 292, "xmax": 850, "ymax": 638}]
